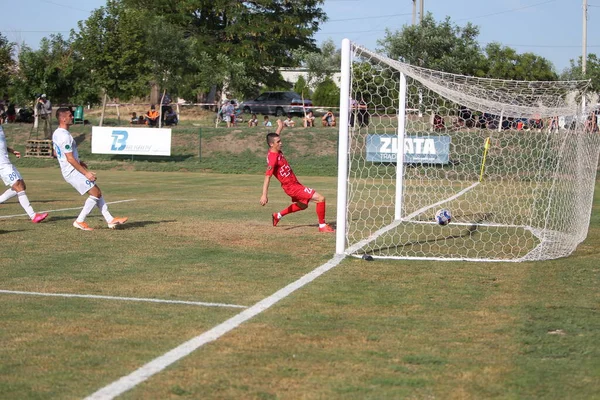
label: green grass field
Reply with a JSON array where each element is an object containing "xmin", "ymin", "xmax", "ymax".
[{"xmin": 0, "ymin": 166, "xmax": 598, "ymax": 399}]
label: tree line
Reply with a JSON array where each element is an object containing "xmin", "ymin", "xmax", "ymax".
[{"xmin": 0, "ymin": 3, "xmax": 598, "ymax": 109}]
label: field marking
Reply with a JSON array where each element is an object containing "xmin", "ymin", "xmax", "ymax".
[
  {"xmin": 404, "ymin": 182, "xmax": 480, "ymax": 221},
  {"xmin": 0, "ymin": 199, "xmax": 137, "ymax": 219},
  {"xmin": 85, "ymin": 254, "xmax": 347, "ymax": 400},
  {"xmin": 0, "ymin": 290, "xmax": 246, "ymax": 309}
]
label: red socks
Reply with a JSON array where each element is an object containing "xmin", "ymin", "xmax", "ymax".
[
  {"xmin": 280, "ymin": 203, "xmax": 304, "ymax": 217},
  {"xmin": 316, "ymin": 201, "xmax": 326, "ymax": 224}
]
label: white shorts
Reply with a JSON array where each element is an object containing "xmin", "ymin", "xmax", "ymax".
[
  {"xmin": 0, "ymin": 163, "xmax": 22, "ymax": 186},
  {"xmin": 64, "ymin": 170, "xmax": 96, "ymax": 195}
]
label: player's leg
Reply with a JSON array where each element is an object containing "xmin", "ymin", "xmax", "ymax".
[
  {"xmin": 90, "ymin": 185, "xmax": 128, "ymax": 228},
  {"xmin": 311, "ymin": 191, "xmax": 334, "ymax": 232},
  {"xmin": 12, "ymin": 179, "xmax": 48, "ymax": 223},
  {"xmin": 273, "ymin": 201, "xmax": 307, "ymax": 227},
  {"xmin": 0, "ymin": 166, "xmax": 47, "ymax": 222}
]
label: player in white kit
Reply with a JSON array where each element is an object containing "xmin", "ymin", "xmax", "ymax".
[
  {"xmin": 0, "ymin": 124, "xmax": 48, "ymax": 223},
  {"xmin": 52, "ymin": 108, "xmax": 127, "ymax": 231}
]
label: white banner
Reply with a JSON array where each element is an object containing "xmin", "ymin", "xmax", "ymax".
[{"xmin": 91, "ymin": 127, "xmax": 171, "ymax": 156}]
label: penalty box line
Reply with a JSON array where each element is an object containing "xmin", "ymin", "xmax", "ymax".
[
  {"xmin": 0, "ymin": 199, "xmax": 137, "ymax": 219},
  {"xmin": 0, "ymin": 290, "xmax": 246, "ymax": 309},
  {"xmin": 85, "ymin": 254, "xmax": 348, "ymax": 400}
]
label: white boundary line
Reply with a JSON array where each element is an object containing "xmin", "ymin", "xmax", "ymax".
[
  {"xmin": 0, "ymin": 199, "xmax": 137, "ymax": 219},
  {"xmin": 85, "ymin": 254, "xmax": 347, "ymax": 400},
  {"xmin": 0, "ymin": 290, "xmax": 246, "ymax": 309}
]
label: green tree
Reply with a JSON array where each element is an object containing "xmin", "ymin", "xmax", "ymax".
[
  {"xmin": 483, "ymin": 42, "xmax": 556, "ymax": 81},
  {"xmin": 561, "ymin": 53, "xmax": 600, "ymax": 93},
  {"xmin": 121, "ymin": 0, "xmax": 327, "ymax": 96},
  {"xmin": 378, "ymin": 13, "xmax": 485, "ymax": 75},
  {"xmin": 12, "ymin": 35, "xmax": 91, "ymax": 106},
  {"xmin": 73, "ymin": 0, "xmax": 152, "ymax": 101},
  {"xmin": 293, "ymin": 75, "xmax": 310, "ymax": 98},
  {"xmin": 312, "ymin": 77, "xmax": 339, "ymax": 108},
  {"xmin": 0, "ymin": 33, "xmax": 15, "ymax": 96},
  {"xmin": 294, "ymin": 38, "xmax": 340, "ymax": 88}
]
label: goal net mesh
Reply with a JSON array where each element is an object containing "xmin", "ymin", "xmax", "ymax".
[{"xmin": 341, "ymin": 42, "xmax": 599, "ymax": 262}]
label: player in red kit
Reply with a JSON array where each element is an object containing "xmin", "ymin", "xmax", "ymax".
[{"xmin": 260, "ymin": 119, "xmax": 334, "ymax": 232}]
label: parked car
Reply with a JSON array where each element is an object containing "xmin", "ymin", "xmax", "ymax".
[{"xmin": 240, "ymin": 91, "xmax": 312, "ymax": 116}]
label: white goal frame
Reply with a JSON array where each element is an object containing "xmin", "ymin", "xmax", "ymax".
[{"xmin": 336, "ymin": 39, "xmax": 599, "ymax": 262}]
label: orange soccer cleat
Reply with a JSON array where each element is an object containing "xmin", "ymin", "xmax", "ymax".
[
  {"xmin": 108, "ymin": 217, "xmax": 128, "ymax": 229},
  {"xmin": 73, "ymin": 220, "xmax": 93, "ymax": 231},
  {"xmin": 318, "ymin": 224, "xmax": 335, "ymax": 233}
]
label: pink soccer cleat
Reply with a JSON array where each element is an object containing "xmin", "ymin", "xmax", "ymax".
[{"xmin": 32, "ymin": 213, "xmax": 48, "ymax": 223}]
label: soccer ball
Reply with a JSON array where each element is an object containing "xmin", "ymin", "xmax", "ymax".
[{"xmin": 435, "ymin": 209, "xmax": 452, "ymax": 226}]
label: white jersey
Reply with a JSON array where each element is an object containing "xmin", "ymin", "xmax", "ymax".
[
  {"xmin": 0, "ymin": 126, "xmax": 12, "ymax": 166},
  {"xmin": 52, "ymin": 127, "xmax": 79, "ymax": 177}
]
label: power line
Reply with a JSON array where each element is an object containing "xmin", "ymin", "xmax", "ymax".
[
  {"xmin": 454, "ymin": 0, "xmax": 556, "ymax": 22},
  {"xmin": 328, "ymin": 12, "xmax": 412, "ymax": 22},
  {"xmin": 37, "ymin": 0, "xmax": 92, "ymax": 13}
]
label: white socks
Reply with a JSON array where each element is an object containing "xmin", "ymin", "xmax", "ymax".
[
  {"xmin": 96, "ymin": 196, "xmax": 113, "ymax": 222},
  {"xmin": 0, "ymin": 189, "xmax": 35, "ymax": 219},
  {"xmin": 0, "ymin": 188, "xmax": 17, "ymax": 203},
  {"xmin": 77, "ymin": 195, "xmax": 114, "ymax": 223},
  {"xmin": 17, "ymin": 191, "xmax": 35, "ymax": 219},
  {"xmin": 77, "ymin": 195, "xmax": 99, "ymax": 222}
]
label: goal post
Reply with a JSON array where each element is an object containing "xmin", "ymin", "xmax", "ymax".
[{"xmin": 336, "ymin": 40, "xmax": 600, "ymax": 262}]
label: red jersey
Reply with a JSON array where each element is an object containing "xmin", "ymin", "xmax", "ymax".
[{"xmin": 265, "ymin": 150, "xmax": 299, "ymax": 188}]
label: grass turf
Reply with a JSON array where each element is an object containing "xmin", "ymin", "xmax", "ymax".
[{"xmin": 0, "ymin": 168, "xmax": 598, "ymax": 399}]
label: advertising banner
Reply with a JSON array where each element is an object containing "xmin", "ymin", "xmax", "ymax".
[
  {"xmin": 91, "ymin": 127, "xmax": 171, "ymax": 156},
  {"xmin": 366, "ymin": 134, "xmax": 451, "ymax": 164}
]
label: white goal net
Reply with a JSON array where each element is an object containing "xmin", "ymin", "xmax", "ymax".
[{"xmin": 335, "ymin": 40, "xmax": 600, "ymax": 262}]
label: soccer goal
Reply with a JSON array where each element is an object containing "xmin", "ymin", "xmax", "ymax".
[{"xmin": 335, "ymin": 39, "xmax": 600, "ymax": 262}]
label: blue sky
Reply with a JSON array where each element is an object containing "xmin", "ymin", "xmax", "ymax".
[{"xmin": 0, "ymin": 0, "xmax": 594, "ymax": 72}]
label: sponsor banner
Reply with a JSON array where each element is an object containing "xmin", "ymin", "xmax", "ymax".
[
  {"xmin": 366, "ymin": 134, "xmax": 451, "ymax": 164},
  {"xmin": 91, "ymin": 127, "xmax": 171, "ymax": 156}
]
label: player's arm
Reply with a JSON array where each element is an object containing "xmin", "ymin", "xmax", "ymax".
[
  {"xmin": 260, "ymin": 174, "xmax": 272, "ymax": 206},
  {"xmin": 7, "ymin": 147, "xmax": 21, "ymax": 158},
  {"xmin": 65, "ymin": 152, "xmax": 96, "ymax": 182}
]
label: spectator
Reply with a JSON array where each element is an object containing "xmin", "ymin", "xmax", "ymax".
[
  {"xmin": 161, "ymin": 93, "xmax": 172, "ymax": 123},
  {"xmin": 0, "ymin": 104, "xmax": 5, "ymax": 124},
  {"xmin": 146, "ymin": 104, "xmax": 159, "ymax": 127},
  {"xmin": 37, "ymin": 94, "xmax": 52, "ymax": 139},
  {"xmin": 283, "ymin": 114, "xmax": 295, "ymax": 127},
  {"xmin": 6, "ymin": 102, "xmax": 16, "ymax": 123},
  {"xmin": 137, "ymin": 114, "xmax": 146, "ymax": 125},
  {"xmin": 164, "ymin": 106, "xmax": 178, "ymax": 126},
  {"xmin": 322, "ymin": 111, "xmax": 336, "ymax": 127},
  {"xmin": 263, "ymin": 115, "xmax": 272, "ymax": 127},
  {"xmin": 548, "ymin": 116, "xmax": 559, "ymax": 133},
  {"xmin": 350, "ymin": 98, "xmax": 369, "ymax": 127},
  {"xmin": 130, "ymin": 112, "xmax": 139, "ymax": 125},
  {"xmin": 433, "ymin": 114, "xmax": 445, "ymax": 131},
  {"xmin": 248, "ymin": 114, "xmax": 258, "ymax": 127},
  {"xmin": 223, "ymin": 100, "xmax": 235, "ymax": 128},
  {"xmin": 303, "ymin": 110, "xmax": 315, "ymax": 127}
]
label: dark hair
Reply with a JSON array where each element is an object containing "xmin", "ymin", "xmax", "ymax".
[
  {"xmin": 266, "ymin": 132, "xmax": 279, "ymax": 146},
  {"xmin": 55, "ymin": 107, "xmax": 71, "ymax": 120}
]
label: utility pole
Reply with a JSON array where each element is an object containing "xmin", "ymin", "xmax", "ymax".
[
  {"xmin": 412, "ymin": 0, "xmax": 417, "ymax": 25},
  {"xmin": 420, "ymin": 0, "xmax": 424, "ymax": 23},
  {"xmin": 583, "ymin": 0, "xmax": 588, "ymax": 76}
]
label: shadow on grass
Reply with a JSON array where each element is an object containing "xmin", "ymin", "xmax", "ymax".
[
  {"xmin": 41, "ymin": 215, "xmax": 176, "ymax": 228},
  {"xmin": 109, "ymin": 154, "xmax": 196, "ymax": 162}
]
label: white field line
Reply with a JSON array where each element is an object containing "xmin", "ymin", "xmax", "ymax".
[
  {"xmin": 0, "ymin": 290, "xmax": 246, "ymax": 309},
  {"xmin": 0, "ymin": 199, "xmax": 137, "ymax": 219},
  {"xmin": 85, "ymin": 254, "xmax": 347, "ymax": 400},
  {"xmin": 403, "ymin": 182, "xmax": 480, "ymax": 221}
]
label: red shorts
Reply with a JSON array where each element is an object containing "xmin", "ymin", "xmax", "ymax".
[{"xmin": 282, "ymin": 183, "xmax": 315, "ymax": 204}]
